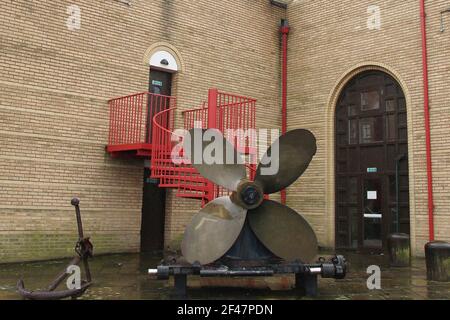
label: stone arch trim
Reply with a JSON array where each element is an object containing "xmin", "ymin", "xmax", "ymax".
[
  {"xmin": 324, "ymin": 62, "xmax": 417, "ymax": 253},
  {"xmin": 143, "ymin": 42, "xmax": 185, "ymax": 73}
]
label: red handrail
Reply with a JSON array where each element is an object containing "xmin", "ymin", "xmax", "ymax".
[
  {"xmin": 108, "ymin": 91, "xmax": 174, "ymax": 103},
  {"xmin": 152, "ymin": 106, "xmax": 179, "ymax": 137}
]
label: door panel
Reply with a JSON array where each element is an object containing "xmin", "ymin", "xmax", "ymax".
[
  {"xmin": 150, "ymin": 71, "xmax": 172, "ymax": 96},
  {"xmin": 363, "ymin": 178, "xmax": 383, "ymax": 248},
  {"xmin": 146, "ymin": 70, "xmax": 172, "ymax": 141},
  {"xmin": 140, "ymin": 168, "xmax": 166, "ymax": 252}
]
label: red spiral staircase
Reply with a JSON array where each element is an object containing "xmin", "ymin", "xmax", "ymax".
[{"xmin": 106, "ymin": 88, "xmax": 257, "ymax": 206}]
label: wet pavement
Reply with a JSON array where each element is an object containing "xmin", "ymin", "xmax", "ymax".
[{"xmin": 0, "ymin": 252, "xmax": 449, "ymax": 300}]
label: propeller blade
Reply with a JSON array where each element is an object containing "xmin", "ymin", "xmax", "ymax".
[
  {"xmin": 181, "ymin": 196, "xmax": 247, "ymax": 265},
  {"xmin": 186, "ymin": 128, "xmax": 247, "ymax": 191},
  {"xmin": 247, "ymin": 200, "xmax": 318, "ymax": 263},
  {"xmin": 255, "ymin": 129, "xmax": 316, "ymax": 194}
]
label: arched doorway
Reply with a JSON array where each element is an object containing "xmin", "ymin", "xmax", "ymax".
[
  {"xmin": 141, "ymin": 45, "xmax": 182, "ymax": 252},
  {"xmin": 335, "ymin": 70, "xmax": 410, "ymax": 250}
]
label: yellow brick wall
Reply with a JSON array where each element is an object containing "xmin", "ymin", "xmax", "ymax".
[
  {"xmin": 286, "ymin": 0, "xmax": 450, "ymax": 256},
  {"xmin": 0, "ymin": 0, "xmax": 284, "ymax": 262}
]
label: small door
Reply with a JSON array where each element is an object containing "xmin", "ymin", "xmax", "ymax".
[{"xmin": 146, "ymin": 70, "xmax": 172, "ymax": 141}]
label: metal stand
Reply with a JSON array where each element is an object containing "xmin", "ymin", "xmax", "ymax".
[
  {"xmin": 150, "ymin": 255, "xmax": 346, "ymax": 298},
  {"xmin": 174, "ymin": 274, "xmax": 187, "ymax": 298},
  {"xmin": 295, "ymin": 273, "xmax": 318, "ymax": 297}
]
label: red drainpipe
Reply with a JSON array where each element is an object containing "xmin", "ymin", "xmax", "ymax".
[
  {"xmin": 207, "ymin": 88, "xmax": 218, "ymax": 203},
  {"xmin": 280, "ymin": 21, "xmax": 290, "ymax": 205},
  {"xmin": 420, "ymin": 0, "xmax": 435, "ymax": 241}
]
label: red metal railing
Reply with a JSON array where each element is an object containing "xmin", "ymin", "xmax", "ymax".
[
  {"xmin": 150, "ymin": 106, "xmax": 176, "ymax": 185},
  {"xmin": 109, "ymin": 89, "xmax": 258, "ymax": 205},
  {"xmin": 108, "ymin": 92, "xmax": 176, "ymax": 148},
  {"xmin": 183, "ymin": 102, "xmax": 208, "ymax": 129},
  {"xmin": 217, "ymin": 91, "xmax": 257, "ymax": 154},
  {"xmin": 176, "ymin": 89, "xmax": 258, "ymax": 204},
  {"xmin": 182, "ymin": 91, "xmax": 257, "ymax": 155},
  {"xmin": 151, "ymin": 105, "xmax": 211, "ymax": 204}
]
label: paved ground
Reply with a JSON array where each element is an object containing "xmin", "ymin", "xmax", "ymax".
[{"xmin": 1, "ymin": 252, "xmax": 449, "ymax": 300}]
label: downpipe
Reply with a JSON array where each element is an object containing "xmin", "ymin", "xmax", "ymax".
[{"xmin": 280, "ymin": 20, "xmax": 290, "ymax": 205}]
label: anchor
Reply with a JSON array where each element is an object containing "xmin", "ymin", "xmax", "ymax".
[{"xmin": 17, "ymin": 198, "xmax": 93, "ymax": 300}]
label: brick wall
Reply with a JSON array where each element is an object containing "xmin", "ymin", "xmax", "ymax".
[
  {"xmin": 286, "ymin": 0, "xmax": 450, "ymax": 256},
  {"xmin": 2, "ymin": 0, "xmax": 447, "ymax": 263},
  {"xmin": 0, "ymin": 0, "xmax": 284, "ymax": 262}
]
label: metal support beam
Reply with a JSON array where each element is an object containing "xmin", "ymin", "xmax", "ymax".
[
  {"xmin": 295, "ymin": 273, "xmax": 318, "ymax": 297},
  {"xmin": 174, "ymin": 274, "xmax": 187, "ymax": 298}
]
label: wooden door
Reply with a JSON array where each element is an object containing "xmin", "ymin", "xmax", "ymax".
[{"xmin": 335, "ymin": 71, "xmax": 409, "ymax": 250}]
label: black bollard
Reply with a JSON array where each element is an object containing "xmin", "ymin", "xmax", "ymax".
[
  {"xmin": 425, "ymin": 241, "xmax": 450, "ymax": 282},
  {"xmin": 387, "ymin": 233, "xmax": 411, "ymax": 267}
]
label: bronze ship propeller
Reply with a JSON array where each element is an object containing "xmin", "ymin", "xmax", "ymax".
[{"xmin": 181, "ymin": 128, "xmax": 319, "ymax": 265}]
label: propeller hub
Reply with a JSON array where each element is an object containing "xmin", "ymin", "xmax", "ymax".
[
  {"xmin": 241, "ymin": 185, "xmax": 261, "ymax": 206},
  {"xmin": 232, "ymin": 179, "xmax": 264, "ymax": 210}
]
